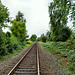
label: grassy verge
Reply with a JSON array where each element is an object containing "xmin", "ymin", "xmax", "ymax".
[{"xmin": 40, "ymin": 41, "xmax": 75, "ymax": 75}]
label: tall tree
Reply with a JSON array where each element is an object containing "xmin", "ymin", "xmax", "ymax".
[
  {"xmin": 49, "ymin": 0, "xmax": 72, "ymax": 41},
  {"xmin": 10, "ymin": 20, "xmax": 27, "ymax": 42},
  {"xmin": 46, "ymin": 30, "xmax": 51, "ymax": 41},
  {"xmin": 15, "ymin": 11, "xmax": 26, "ymax": 22},
  {"xmin": 70, "ymin": 1, "xmax": 75, "ymax": 33},
  {"xmin": 0, "ymin": 0, "xmax": 9, "ymax": 55},
  {"xmin": 70, "ymin": 1, "xmax": 75, "ymax": 27},
  {"xmin": 10, "ymin": 11, "xmax": 27, "ymax": 42},
  {"xmin": 0, "ymin": 0, "xmax": 9, "ymax": 27}
]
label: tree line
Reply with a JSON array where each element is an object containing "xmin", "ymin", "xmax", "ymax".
[
  {"xmin": 0, "ymin": 0, "xmax": 75, "ymax": 56},
  {"xmin": 0, "ymin": 0, "xmax": 27, "ymax": 56},
  {"xmin": 36, "ymin": 0, "xmax": 75, "ymax": 42}
]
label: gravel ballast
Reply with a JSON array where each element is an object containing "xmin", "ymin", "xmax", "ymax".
[
  {"xmin": 38, "ymin": 44, "xmax": 66, "ymax": 75},
  {"xmin": 0, "ymin": 43, "xmax": 66, "ymax": 75},
  {"xmin": 0, "ymin": 46, "xmax": 31, "ymax": 74}
]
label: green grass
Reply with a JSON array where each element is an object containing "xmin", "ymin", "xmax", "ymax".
[{"xmin": 40, "ymin": 41, "xmax": 75, "ymax": 75}]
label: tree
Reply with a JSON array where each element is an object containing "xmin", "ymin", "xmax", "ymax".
[
  {"xmin": 6, "ymin": 31, "xmax": 11, "ymax": 37},
  {"xmin": 0, "ymin": 28, "xmax": 7, "ymax": 55},
  {"xmin": 10, "ymin": 20, "xmax": 27, "ymax": 42},
  {"xmin": 49, "ymin": 0, "xmax": 72, "ymax": 41},
  {"xmin": 46, "ymin": 30, "xmax": 51, "ymax": 41},
  {"xmin": 53, "ymin": 27, "xmax": 72, "ymax": 41},
  {"xmin": 0, "ymin": 0, "xmax": 9, "ymax": 27},
  {"xmin": 70, "ymin": 2, "xmax": 75, "ymax": 33},
  {"xmin": 30, "ymin": 34, "xmax": 37, "ymax": 41},
  {"xmin": 41, "ymin": 35, "xmax": 48, "ymax": 42},
  {"xmin": 60, "ymin": 27, "xmax": 72, "ymax": 41},
  {"xmin": 39, "ymin": 33, "xmax": 48, "ymax": 42},
  {"xmin": 15, "ymin": 11, "xmax": 26, "ymax": 22},
  {"xmin": 37, "ymin": 37, "xmax": 41, "ymax": 41},
  {"xmin": 70, "ymin": 1, "xmax": 75, "ymax": 27},
  {"xmin": 0, "ymin": 0, "xmax": 9, "ymax": 55},
  {"xmin": 10, "ymin": 11, "xmax": 27, "ymax": 42}
]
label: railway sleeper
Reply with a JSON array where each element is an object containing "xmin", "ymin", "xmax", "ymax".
[{"xmin": 14, "ymin": 71, "xmax": 36, "ymax": 74}]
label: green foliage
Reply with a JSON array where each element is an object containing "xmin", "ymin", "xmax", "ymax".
[
  {"xmin": 70, "ymin": 2, "xmax": 75, "ymax": 27},
  {"xmin": 46, "ymin": 30, "xmax": 51, "ymax": 41},
  {"xmin": 10, "ymin": 20, "xmax": 27, "ymax": 42},
  {"xmin": 69, "ymin": 54, "xmax": 75, "ymax": 61},
  {"xmin": 10, "ymin": 35, "xmax": 22, "ymax": 49},
  {"xmin": 68, "ymin": 50, "xmax": 75, "ymax": 56},
  {"xmin": 5, "ymin": 34, "xmax": 23, "ymax": 53},
  {"xmin": 53, "ymin": 27, "xmax": 72, "ymax": 41},
  {"xmin": 0, "ymin": 0, "xmax": 10, "ymax": 55},
  {"xmin": 37, "ymin": 37, "xmax": 41, "ymax": 41},
  {"xmin": 0, "ymin": 28, "xmax": 7, "ymax": 55},
  {"xmin": 26, "ymin": 40, "xmax": 32, "ymax": 44},
  {"xmin": 10, "ymin": 11, "xmax": 27, "ymax": 42},
  {"xmin": 49, "ymin": 0, "xmax": 72, "ymax": 41},
  {"xmin": 15, "ymin": 11, "xmax": 26, "ymax": 22},
  {"xmin": 41, "ymin": 35, "xmax": 48, "ymax": 42},
  {"xmin": 0, "ymin": 2, "xmax": 26, "ymax": 57},
  {"xmin": 69, "ymin": 62, "xmax": 75, "ymax": 72},
  {"xmin": 30, "ymin": 34, "xmax": 37, "ymax": 41},
  {"xmin": 0, "ymin": 1, "xmax": 9, "ymax": 27},
  {"xmin": 41, "ymin": 41, "xmax": 75, "ymax": 74},
  {"xmin": 6, "ymin": 31, "xmax": 11, "ymax": 37},
  {"xmin": 60, "ymin": 27, "xmax": 72, "ymax": 41}
]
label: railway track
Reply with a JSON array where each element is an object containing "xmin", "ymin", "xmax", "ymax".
[{"xmin": 4, "ymin": 42, "xmax": 49, "ymax": 75}]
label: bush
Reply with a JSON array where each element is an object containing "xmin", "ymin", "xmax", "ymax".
[
  {"xmin": 0, "ymin": 46, "xmax": 7, "ymax": 55},
  {"xmin": 30, "ymin": 34, "xmax": 37, "ymax": 41},
  {"xmin": 41, "ymin": 36, "xmax": 48, "ymax": 42},
  {"xmin": 68, "ymin": 50, "xmax": 75, "ymax": 56},
  {"xmin": 0, "ymin": 29, "xmax": 7, "ymax": 55},
  {"xmin": 69, "ymin": 62, "xmax": 75, "ymax": 71},
  {"xmin": 6, "ymin": 35, "xmax": 23, "ymax": 53},
  {"xmin": 26, "ymin": 40, "xmax": 32, "ymax": 44},
  {"xmin": 60, "ymin": 27, "xmax": 72, "ymax": 41},
  {"xmin": 41, "ymin": 41, "xmax": 75, "ymax": 74},
  {"xmin": 69, "ymin": 54, "xmax": 75, "ymax": 61},
  {"xmin": 60, "ymin": 51, "xmax": 68, "ymax": 57},
  {"xmin": 51, "ymin": 27, "xmax": 72, "ymax": 42}
]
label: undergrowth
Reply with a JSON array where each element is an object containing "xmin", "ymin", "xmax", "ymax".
[
  {"xmin": 0, "ymin": 40, "xmax": 33, "ymax": 63},
  {"xmin": 0, "ymin": 47, "xmax": 26, "ymax": 63},
  {"xmin": 41, "ymin": 40, "xmax": 75, "ymax": 75}
]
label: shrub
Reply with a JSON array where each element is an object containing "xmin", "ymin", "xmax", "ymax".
[
  {"xmin": 41, "ymin": 36, "xmax": 48, "ymax": 42},
  {"xmin": 30, "ymin": 34, "xmax": 37, "ymax": 41},
  {"xmin": 69, "ymin": 54, "xmax": 75, "ymax": 61},
  {"xmin": 60, "ymin": 51, "xmax": 68, "ymax": 57},
  {"xmin": 26, "ymin": 40, "xmax": 32, "ymax": 44},
  {"xmin": 68, "ymin": 50, "xmax": 75, "ymax": 56},
  {"xmin": 69, "ymin": 62, "xmax": 75, "ymax": 71},
  {"xmin": 0, "ymin": 29, "xmax": 7, "ymax": 55}
]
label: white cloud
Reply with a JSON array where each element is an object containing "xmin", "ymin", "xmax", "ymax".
[
  {"xmin": 2, "ymin": 0, "xmax": 73, "ymax": 37},
  {"xmin": 2, "ymin": 0, "xmax": 51, "ymax": 37}
]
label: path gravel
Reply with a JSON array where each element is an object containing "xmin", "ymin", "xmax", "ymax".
[
  {"xmin": 38, "ymin": 44, "xmax": 66, "ymax": 75},
  {"xmin": 0, "ymin": 43, "xmax": 66, "ymax": 75},
  {"xmin": 0, "ymin": 46, "xmax": 31, "ymax": 75}
]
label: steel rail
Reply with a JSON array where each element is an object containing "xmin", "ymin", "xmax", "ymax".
[
  {"xmin": 37, "ymin": 43, "xmax": 40, "ymax": 75},
  {"xmin": 8, "ymin": 43, "xmax": 35, "ymax": 75}
]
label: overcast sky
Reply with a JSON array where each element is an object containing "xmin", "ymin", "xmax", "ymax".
[
  {"xmin": 2, "ymin": 0, "xmax": 73, "ymax": 37},
  {"xmin": 2, "ymin": 0, "xmax": 53, "ymax": 37}
]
